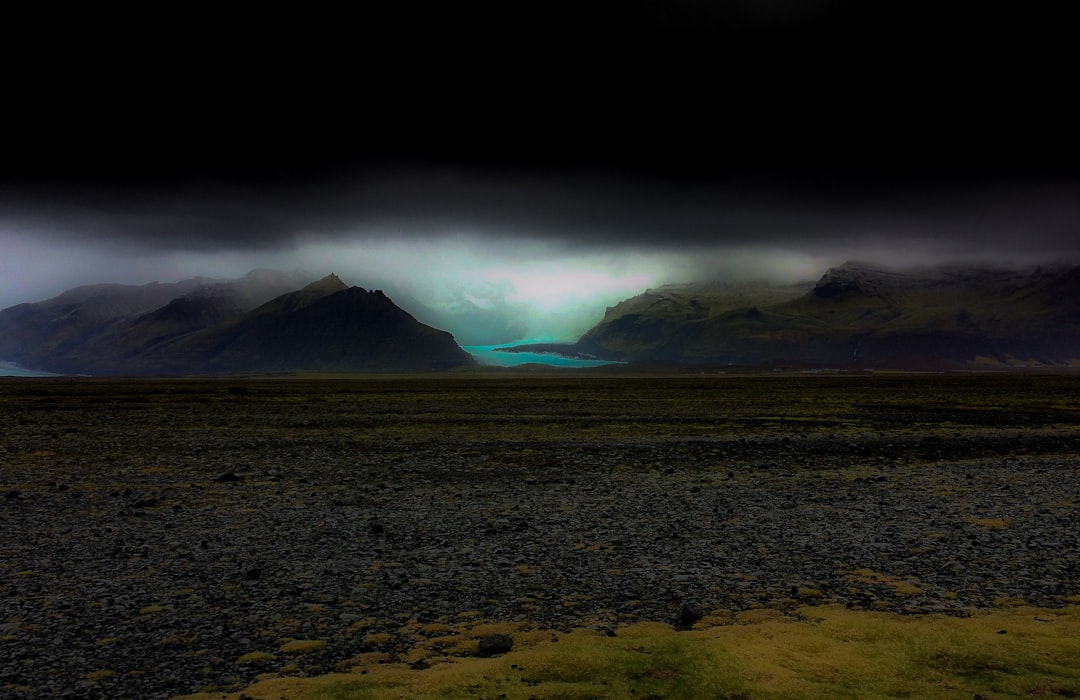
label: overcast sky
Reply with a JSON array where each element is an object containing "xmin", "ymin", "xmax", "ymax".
[{"xmin": 2, "ymin": 3, "xmax": 1077, "ymax": 342}]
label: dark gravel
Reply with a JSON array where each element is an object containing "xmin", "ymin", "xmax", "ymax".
[{"xmin": 2, "ymin": 376, "xmax": 1079, "ymax": 698}]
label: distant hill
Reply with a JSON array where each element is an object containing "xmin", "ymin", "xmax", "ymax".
[
  {"xmin": 0, "ymin": 277, "xmax": 211, "ymax": 368},
  {"xmin": 0, "ymin": 271, "xmax": 475, "ymax": 375},
  {"xmin": 573, "ymin": 263, "xmax": 1080, "ymax": 369}
]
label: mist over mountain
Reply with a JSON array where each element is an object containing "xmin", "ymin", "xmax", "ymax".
[
  {"xmin": 0, "ymin": 271, "xmax": 474, "ymax": 375},
  {"xmin": 570, "ymin": 262, "xmax": 1080, "ymax": 369},
  {"xmin": 372, "ymin": 285, "xmax": 530, "ymax": 348},
  {"xmin": 5, "ymin": 261, "xmax": 1080, "ymax": 374},
  {"xmin": 1, "ymin": 4, "xmax": 1076, "ymax": 362}
]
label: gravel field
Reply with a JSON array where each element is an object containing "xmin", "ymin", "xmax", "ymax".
[{"xmin": 2, "ymin": 374, "xmax": 1079, "ymax": 698}]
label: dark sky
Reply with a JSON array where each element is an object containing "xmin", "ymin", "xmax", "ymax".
[
  {"xmin": 2, "ymin": 2, "xmax": 1078, "ymax": 340},
  {"xmin": 5, "ymin": 2, "xmax": 1075, "ymax": 182}
]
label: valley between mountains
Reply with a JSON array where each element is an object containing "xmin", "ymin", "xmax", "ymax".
[
  {"xmin": 2, "ymin": 262, "xmax": 1079, "ymax": 375},
  {"xmin": 524, "ymin": 262, "xmax": 1080, "ymax": 370}
]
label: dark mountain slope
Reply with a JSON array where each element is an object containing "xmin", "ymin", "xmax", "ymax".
[
  {"xmin": 575, "ymin": 279, "xmax": 814, "ymax": 363},
  {"xmin": 205, "ymin": 285, "xmax": 473, "ymax": 372},
  {"xmin": 126, "ymin": 273, "xmax": 352, "ymax": 373},
  {"xmin": 0, "ymin": 278, "xmax": 211, "ymax": 369},
  {"xmin": 1, "ymin": 271, "xmax": 474, "ymax": 374},
  {"xmin": 76, "ymin": 286, "xmax": 253, "ymax": 368},
  {"xmin": 136, "ymin": 275, "xmax": 473, "ymax": 373},
  {"xmin": 576, "ymin": 263, "xmax": 1080, "ymax": 368},
  {"xmin": 0, "ymin": 269, "xmax": 315, "ymax": 373}
]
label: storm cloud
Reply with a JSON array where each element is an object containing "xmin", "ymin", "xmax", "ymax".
[
  {"xmin": 7, "ymin": 167, "xmax": 1080, "ymax": 249},
  {"xmin": 3, "ymin": 167, "xmax": 1078, "ymax": 343},
  {"xmin": 2, "ymin": 2, "xmax": 1076, "ymax": 343}
]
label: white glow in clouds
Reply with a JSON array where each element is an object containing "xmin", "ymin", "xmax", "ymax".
[
  {"xmin": 14, "ymin": 217, "xmax": 1065, "ymax": 347},
  {"xmin": 472, "ymin": 258, "xmax": 664, "ymax": 341},
  {"xmin": 0, "ymin": 227, "xmax": 683, "ymax": 343},
  {"xmin": 295, "ymin": 236, "xmax": 673, "ymax": 341},
  {"xmin": 479, "ymin": 261, "xmax": 656, "ymax": 313},
  {"xmin": 0, "ymin": 226, "xmax": 855, "ymax": 345}
]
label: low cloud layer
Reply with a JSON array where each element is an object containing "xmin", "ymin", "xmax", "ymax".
[{"xmin": 3, "ymin": 167, "xmax": 1079, "ymax": 343}]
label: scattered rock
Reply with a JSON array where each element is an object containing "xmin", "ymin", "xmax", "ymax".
[
  {"xmin": 478, "ymin": 633, "xmax": 514, "ymax": 656},
  {"xmin": 676, "ymin": 605, "xmax": 705, "ymax": 630},
  {"xmin": 4, "ymin": 378, "xmax": 1078, "ymax": 697}
]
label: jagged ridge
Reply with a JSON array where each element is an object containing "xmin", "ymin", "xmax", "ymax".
[{"xmin": 0, "ymin": 271, "xmax": 475, "ymax": 375}]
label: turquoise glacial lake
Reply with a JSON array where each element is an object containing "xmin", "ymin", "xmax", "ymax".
[{"xmin": 464, "ymin": 341, "xmax": 619, "ymax": 368}]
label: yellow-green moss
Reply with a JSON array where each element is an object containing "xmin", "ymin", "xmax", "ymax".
[
  {"xmin": 280, "ymin": 639, "xmax": 327, "ymax": 654},
  {"xmin": 237, "ymin": 651, "xmax": 275, "ymax": 665},
  {"xmin": 175, "ymin": 604, "xmax": 1080, "ymax": 700}
]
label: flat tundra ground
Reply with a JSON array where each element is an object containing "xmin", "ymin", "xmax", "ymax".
[{"xmin": 2, "ymin": 373, "xmax": 1079, "ymax": 698}]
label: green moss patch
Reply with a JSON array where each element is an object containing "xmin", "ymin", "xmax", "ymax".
[{"xmin": 176, "ymin": 603, "xmax": 1080, "ymax": 700}]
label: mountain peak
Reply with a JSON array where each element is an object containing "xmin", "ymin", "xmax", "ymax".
[{"xmin": 303, "ymin": 273, "xmax": 349, "ymax": 294}]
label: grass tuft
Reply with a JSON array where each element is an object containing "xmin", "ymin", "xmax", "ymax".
[
  {"xmin": 237, "ymin": 651, "xmax": 275, "ymax": 665},
  {"xmin": 280, "ymin": 640, "xmax": 328, "ymax": 654},
  {"xmin": 83, "ymin": 669, "xmax": 115, "ymax": 681},
  {"xmin": 847, "ymin": 568, "xmax": 925, "ymax": 596}
]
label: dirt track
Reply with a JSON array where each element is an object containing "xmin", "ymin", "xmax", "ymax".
[{"xmin": 2, "ymin": 373, "xmax": 1079, "ymax": 698}]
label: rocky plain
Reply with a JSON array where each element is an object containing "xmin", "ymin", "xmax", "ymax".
[{"xmin": 1, "ymin": 372, "xmax": 1079, "ymax": 698}]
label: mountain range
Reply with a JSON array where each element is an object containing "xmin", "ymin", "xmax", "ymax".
[
  {"xmin": 567, "ymin": 262, "xmax": 1080, "ymax": 369},
  {"xmin": 0, "ymin": 270, "xmax": 475, "ymax": 375},
  {"xmin": 4, "ymin": 262, "xmax": 1080, "ymax": 375}
]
